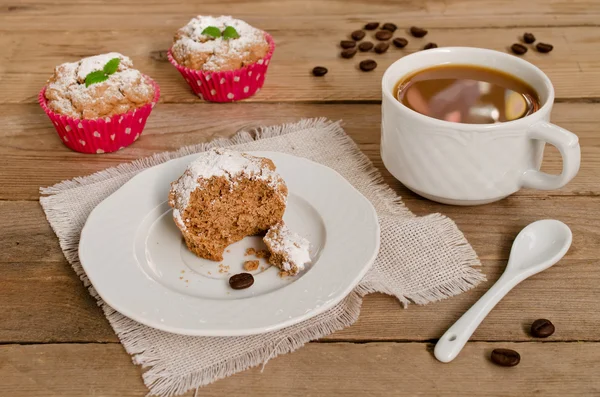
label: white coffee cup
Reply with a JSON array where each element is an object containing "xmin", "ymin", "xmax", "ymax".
[{"xmin": 381, "ymin": 47, "xmax": 580, "ymax": 205}]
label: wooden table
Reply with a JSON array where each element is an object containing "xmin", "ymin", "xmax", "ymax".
[{"xmin": 2, "ymin": 1, "xmax": 599, "ymax": 395}]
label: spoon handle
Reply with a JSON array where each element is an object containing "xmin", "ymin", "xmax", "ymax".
[{"xmin": 434, "ymin": 273, "xmax": 521, "ymax": 363}]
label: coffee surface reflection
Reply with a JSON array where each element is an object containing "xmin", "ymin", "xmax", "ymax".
[{"xmin": 395, "ymin": 65, "xmax": 540, "ymax": 124}]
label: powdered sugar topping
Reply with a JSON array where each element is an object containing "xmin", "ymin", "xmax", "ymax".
[
  {"xmin": 172, "ymin": 15, "xmax": 268, "ymax": 71},
  {"xmin": 45, "ymin": 52, "xmax": 154, "ymax": 119},
  {"xmin": 170, "ymin": 149, "xmax": 285, "ymax": 226},
  {"xmin": 265, "ymin": 222, "xmax": 311, "ymax": 273}
]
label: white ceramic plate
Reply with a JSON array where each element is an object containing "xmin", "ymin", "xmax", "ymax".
[{"xmin": 79, "ymin": 151, "xmax": 380, "ymax": 336}]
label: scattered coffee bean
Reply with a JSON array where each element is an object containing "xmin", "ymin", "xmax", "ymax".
[
  {"xmin": 523, "ymin": 32, "xmax": 536, "ymax": 44},
  {"xmin": 423, "ymin": 42, "xmax": 438, "ymax": 50},
  {"xmin": 229, "ymin": 273, "xmax": 254, "ymax": 289},
  {"xmin": 381, "ymin": 23, "xmax": 397, "ymax": 32},
  {"xmin": 374, "ymin": 42, "xmax": 389, "ymax": 54},
  {"xmin": 351, "ymin": 30, "xmax": 366, "ymax": 41},
  {"xmin": 491, "ymin": 348, "xmax": 521, "ymax": 367},
  {"xmin": 364, "ymin": 22, "xmax": 379, "ymax": 30},
  {"xmin": 392, "ymin": 37, "xmax": 409, "ymax": 48},
  {"xmin": 341, "ymin": 47, "xmax": 358, "ymax": 58},
  {"xmin": 410, "ymin": 26, "xmax": 428, "ymax": 38},
  {"xmin": 375, "ymin": 30, "xmax": 393, "ymax": 41},
  {"xmin": 359, "ymin": 59, "xmax": 377, "ymax": 72},
  {"xmin": 312, "ymin": 66, "xmax": 328, "ymax": 77},
  {"xmin": 358, "ymin": 41, "xmax": 374, "ymax": 52},
  {"xmin": 531, "ymin": 319, "xmax": 555, "ymax": 338},
  {"xmin": 536, "ymin": 42, "xmax": 554, "ymax": 53},
  {"xmin": 511, "ymin": 43, "xmax": 528, "ymax": 55},
  {"xmin": 340, "ymin": 40, "xmax": 356, "ymax": 49}
]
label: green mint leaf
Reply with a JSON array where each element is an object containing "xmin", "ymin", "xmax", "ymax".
[
  {"xmin": 222, "ymin": 26, "xmax": 240, "ymax": 40},
  {"xmin": 103, "ymin": 57, "xmax": 120, "ymax": 75},
  {"xmin": 201, "ymin": 26, "xmax": 221, "ymax": 38},
  {"xmin": 85, "ymin": 70, "xmax": 109, "ymax": 87}
]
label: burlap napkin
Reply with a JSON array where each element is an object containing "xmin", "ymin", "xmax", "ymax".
[{"xmin": 40, "ymin": 118, "xmax": 485, "ymax": 397}]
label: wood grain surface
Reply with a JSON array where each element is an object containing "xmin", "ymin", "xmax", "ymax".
[{"xmin": 1, "ymin": 0, "xmax": 599, "ymax": 395}]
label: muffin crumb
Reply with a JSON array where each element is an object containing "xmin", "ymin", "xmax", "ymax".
[{"xmin": 243, "ymin": 260, "xmax": 259, "ymax": 271}]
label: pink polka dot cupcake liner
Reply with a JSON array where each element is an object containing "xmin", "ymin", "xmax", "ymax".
[
  {"xmin": 168, "ymin": 33, "xmax": 275, "ymax": 102},
  {"xmin": 38, "ymin": 77, "xmax": 160, "ymax": 154}
]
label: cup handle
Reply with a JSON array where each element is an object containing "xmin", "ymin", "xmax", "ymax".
[{"xmin": 521, "ymin": 121, "xmax": 581, "ymax": 190}]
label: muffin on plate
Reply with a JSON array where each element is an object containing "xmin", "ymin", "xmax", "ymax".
[
  {"xmin": 168, "ymin": 15, "xmax": 275, "ymax": 102},
  {"xmin": 169, "ymin": 148, "xmax": 288, "ymax": 261},
  {"xmin": 39, "ymin": 52, "xmax": 160, "ymax": 154}
]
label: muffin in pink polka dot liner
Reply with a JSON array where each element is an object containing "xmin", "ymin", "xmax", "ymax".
[
  {"xmin": 168, "ymin": 15, "xmax": 275, "ymax": 102},
  {"xmin": 39, "ymin": 52, "xmax": 160, "ymax": 154}
]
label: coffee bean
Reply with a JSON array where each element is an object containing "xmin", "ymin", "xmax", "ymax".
[
  {"xmin": 491, "ymin": 348, "xmax": 521, "ymax": 367},
  {"xmin": 358, "ymin": 41, "xmax": 374, "ymax": 52},
  {"xmin": 340, "ymin": 40, "xmax": 356, "ymax": 49},
  {"xmin": 351, "ymin": 30, "xmax": 366, "ymax": 41},
  {"xmin": 381, "ymin": 23, "xmax": 397, "ymax": 32},
  {"xmin": 410, "ymin": 26, "xmax": 428, "ymax": 38},
  {"xmin": 392, "ymin": 37, "xmax": 409, "ymax": 48},
  {"xmin": 531, "ymin": 319, "xmax": 555, "ymax": 338},
  {"xmin": 312, "ymin": 66, "xmax": 328, "ymax": 77},
  {"xmin": 511, "ymin": 43, "xmax": 528, "ymax": 55},
  {"xmin": 523, "ymin": 32, "xmax": 536, "ymax": 44},
  {"xmin": 229, "ymin": 273, "xmax": 254, "ymax": 289},
  {"xmin": 341, "ymin": 47, "xmax": 358, "ymax": 58},
  {"xmin": 374, "ymin": 42, "xmax": 389, "ymax": 53},
  {"xmin": 375, "ymin": 30, "xmax": 393, "ymax": 41},
  {"xmin": 364, "ymin": 22, "xmax": 379, "ymax": 30},
  {"xmin": 423, "ymin": 42, "xmax": 438, "ymax": 50},
  {"xmin": 536, "ymin": 42, "xmax": 554, "ymax": 53},
  {"xmin": 359, "ymin": 59, "xmax": 377, "ymax": 72}
]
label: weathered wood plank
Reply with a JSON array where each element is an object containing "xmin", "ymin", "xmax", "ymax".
[
  {"xmin": 3, "ymin": 195, "xmax": 599, "ymax": 264},
  {"xmin": 1, "ymin": 258, "xmax": 597, "ymax": 344},
  {"xmin": 1, "ymin": 342, "xmax": 599, "ymax": 396},
  {"xmin": 2, "ymin": 0, "xmax": 600, "ymax": 31},
  {"xmin": 0, "ymin": 103, "xmax": 598, "ymax": 200},
  {"xmin": 1, "ymin": 27, "xmax": 600, "ymax": 103}
]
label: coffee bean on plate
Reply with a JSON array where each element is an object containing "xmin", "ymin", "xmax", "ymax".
[
  {"xmin": 229, "ymin": 273, "xmax": 254, "ymax": 289},
  {"xmin": 312, "ymin": 66, "xmax": 328, "ymax": 77},
  {"xmin": 374, "ymin": 42, "xmax": 389, "ymax": 53},
  {"xmin": 381, "ymin": 22, "xmax": 397, "ymax": 32},
  {"xmin": 423, "ymin": 42, "xmax": 438, "ymax": 50},
  {"xmin": 523, "ymin": 32, "xmax": 536, "ymax": 44},
  {"xmin": 364, "ymin": 22, "xmax": 379, "ymax": 30},
  {"xmin": 536, "ymin": 42, "xmax": 554, "ymax": 53},
  {"xmin": 511, "ymin": 43, "xmax": 528, "ymax": 55},
  {"xmin": 359, "ymin": 59, "xmax": 377, "ymax": 72},
  {"xmin": 375, "ymin": 30, "xmax": 393, "ymax": 41},
  {"xmin": 358, "ymin": 41, "xmax": 374, "ymax": 52},
  {"xmin": 341, "ymin": 47, "xmax": 358, "ymax": 58},
  {"xmin": 531, "ymin": 318, "xmax": 555, "ymax": 338},
  {"xmin": 410, "ymin": 26, "xmax": 428, "ymax": 38},
  {"xmin": 491, "ymin": 348, "xmax": 521, "ymax": 367},
  {"xmin": 392, "ymin": 37, "xmax": 408, "ymax": 48},
  {"xmin": 340, "ymin": 40, "xmax": 356, "ymax": 49},
  {"xmin": 351, "ymin": 30, "xmax": 366, "ymax": 41}
]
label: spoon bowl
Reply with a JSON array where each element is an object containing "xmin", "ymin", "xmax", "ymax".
[
  {"xmin": 506, "ymin": 219, "xmax": 573, "ymax": 275},
  {"xmin": 434, "ymin": 219, "xmax": 572, "ymax": 363}
]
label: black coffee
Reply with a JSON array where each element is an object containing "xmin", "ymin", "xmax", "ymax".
[{"xmin": 395, "ymin": 65, "xmax": 541, "ymax": 124}]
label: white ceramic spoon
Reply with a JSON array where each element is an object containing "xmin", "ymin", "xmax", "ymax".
[{"xmin": 434, "ymin": 219, "xmax": 572, "ymax": 363}]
